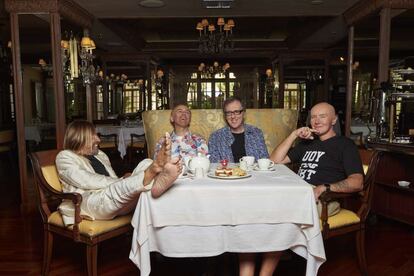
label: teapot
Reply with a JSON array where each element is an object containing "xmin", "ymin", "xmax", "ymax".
[{"xmin": 183, "ymin": 153, "xmax": 210, "ymax": 174}]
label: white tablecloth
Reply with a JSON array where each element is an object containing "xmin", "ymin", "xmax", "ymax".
[
  {"xmin": 96, "ymin": 125, "xmax": 144, "ymax": 158},
  {"xmin": 129, "ymin": 164, "xmax": 326, "ymax": 276}
]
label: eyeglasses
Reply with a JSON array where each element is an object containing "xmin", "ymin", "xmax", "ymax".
[{"xmin": 224, "ymin": 109, "xmax": 244, "ymax": 117}]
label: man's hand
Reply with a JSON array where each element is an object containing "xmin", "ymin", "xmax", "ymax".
[
  {"xmin": 122, "ymin": 172, "xmax": 132, "ymax": 178},
  {"xmin": 313, "ymin": 185, "xmax": 327, "ymax": 201},
  {"xmin": 295, "ymin": 127, "xmax": 318, "ymax": 140}
]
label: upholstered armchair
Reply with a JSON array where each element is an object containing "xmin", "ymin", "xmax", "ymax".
[
  {"xmin": 142, "ymin": 108, "xmax": 298, "ymax": 158},
  {"xmin": 29, "ymin": 150, "xmax": 132, "ymax": 276}
]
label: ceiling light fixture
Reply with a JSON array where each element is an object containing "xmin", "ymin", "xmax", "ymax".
[
  {"xmin": 196, "ymin": 17, "xmax": 235, "ymax": 54},
  {"xmin": 202, "ymin": 0, "xmax": 234, "ymax": 9},
  {"xmin": 139, "ymin": 0, "xmax": 165, "ymax": 8},
  {"xmin": 310, "ymin": 0, "xmax": 324, "ymax": 5}
]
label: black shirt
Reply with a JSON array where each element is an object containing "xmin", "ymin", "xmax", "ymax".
[
  {"xmin": 287, "ymin": 136, "xmax": 363, "ymax": 185},
  {"xmin": 85, "ymin": 155, "xmax": 110, "ymax": 176},
  {"xmin": 231, "ymin": 132, "xmax": 246, "ymax": 162}
]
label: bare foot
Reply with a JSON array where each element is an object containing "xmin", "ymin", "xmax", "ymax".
[
  {"xmin": 151, "ymin": 157, "xmax": 182, "ymax": 198},
  {"xmin": 153, "ymin": 132, "xmax": 172, "ymax": 173}
]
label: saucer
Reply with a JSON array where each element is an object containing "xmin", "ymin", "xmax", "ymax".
[{"xmin": 253, "ymin": 166, "xmax": 275, "ymax": 172}]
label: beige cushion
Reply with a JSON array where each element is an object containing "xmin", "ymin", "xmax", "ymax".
[
  {"xmin": 0, "ymin": 145, "xmax": 11, "ymax": 153},
  {"xmin": 0, "ymin": 130, "xmax": 14, "ymax": 144},
  {"xmin": 143, "ymin": 108, "xmax": 298, "ymax": 158},
  {"xmin": 48, "ymin": 211, "xmax": 132, "ymax": 237},
  {"xmin": 131, "ymin": 141, "xmax": 145, "ymax": 148},
  {"xmin": 41, "ymin": 165, "xmax": 62, "ymax": 192}
]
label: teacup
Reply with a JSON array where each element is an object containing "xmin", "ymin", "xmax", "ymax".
[
  {"xmin": 239, "ymin": 160, "xmax": 248, "ymax": 171},
  {"xmin": 257, "ymin": 158, "xmax": 275, "ymax": 170},
  {"xmin": 239, "ymin": 156, "xmax": 255, "ymax": 167}
]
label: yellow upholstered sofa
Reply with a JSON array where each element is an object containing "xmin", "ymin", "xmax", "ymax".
[{"xmin": 142, "ymin": 108, "xmax": 298, "ymax": 158}]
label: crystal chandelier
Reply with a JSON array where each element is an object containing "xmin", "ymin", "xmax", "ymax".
[
  {"xmin": 198, "ymin": 62, "xmax": 230, "ymax": 78},
  {"xmin": 60, "ymin": 32, "xmax": 98, "ymax": 86},
  {"xmin": 196, "ymin": 18, "xmax": 235, "ymax": 54}
]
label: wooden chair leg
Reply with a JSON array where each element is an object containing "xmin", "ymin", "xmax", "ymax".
[
  {"xmin": 356, "ymin": 228, "xmax": 368, "ymax": 276},
  {"xmin": 86, "ymin": 244, "xmax": 98, "ymax": 276},
  {"xmin": 42, "ymin": 228, "xmax": 53, "ymax": 276}
]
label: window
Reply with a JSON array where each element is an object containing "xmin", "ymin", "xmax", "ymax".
[
  {"xmin": 9, "ymin": 84, "xmax": 15, "ymax": 121},
  {"xmin": 186, "ymin": 71, "xmax": 238, "ymax": 109},
  {"xmin": 284, "ymin": 83, "xmax": 305, "ymax": 110},
  {"xmin": 284, "ymin": 83, "xmax": 298, "ymax": 109},
  {"xmin": 123, "ymin": 83, "xmax": 141, "ymax": 113},
  {"xmin": 96, "ymin": 85, "xmax": 104, "ymax": 119}
]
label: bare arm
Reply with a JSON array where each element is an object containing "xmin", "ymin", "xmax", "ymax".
[
  {"xmin": 270, "ymin": 127, "xmax": 316, "ymax": 164},
  {"xmin": 313, "ymin": 173, "xmax": 364, "ymax": 200}
]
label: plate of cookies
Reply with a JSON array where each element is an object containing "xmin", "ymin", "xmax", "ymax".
[{"xmin": 207, "ymin": 167, "xmax": 251, "ymax": 180}]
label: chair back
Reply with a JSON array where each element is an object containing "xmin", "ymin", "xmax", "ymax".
[
  {"xmin": 93, "ymin": 119, "xmax": 119, "ymax": 126},
  {"xmin": 143, "ymin": 108, "xmax": 298, "ymax": 158},
  {"xmin": 29, "ymin": 150, "xmax": 62, "ymax": 222},
  {"xmin": 97, "ymin": 133, "xmax": 118, "ymax": 149},
  {"xmin": 130, "ymin": 133, "xmax": 146, "ymax": 147},
  {"xmin": 357, "ymin": 151, "xmax": 381, "ymax": 221}
]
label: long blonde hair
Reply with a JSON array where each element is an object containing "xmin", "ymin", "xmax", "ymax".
[{"xmin": 63, "ymin": 120, "xmax": 96, "ymax": 154}]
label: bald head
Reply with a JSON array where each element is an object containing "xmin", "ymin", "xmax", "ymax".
[
  {"xmin": 310, "ymin": 102, "xmax": 337, "ymax": 140},
  {"xmin": 311, "ymin": 102, "xmax": 335, "ymax": 117}
]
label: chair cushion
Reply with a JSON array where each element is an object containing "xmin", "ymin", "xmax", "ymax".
[
  {"xmin": 41, "ymin": 165, "xmax": 62, "ymax": 192},
  {"xmin": 0, "ymin": 145, "xmax": 11, "ymax": 153},
  {"xmin": 99, "ymin": 141, "xmax": 117, "ymax": 149},
  {"xmin": 48, "ymin": 211, "xmax": 132, "ymax": 237},
  {"xmin": 131, "ymin": 141, "xmax": 145, "ymax": 148},
  {"xmin": 320, "ymin": 208, "xmax": 360, "ymax": 229}
]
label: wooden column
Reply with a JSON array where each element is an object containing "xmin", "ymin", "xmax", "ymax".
[
  {"xmin": 85, "ymin": 84, "xmax": 93, "ymax": 121},
  {"xmin": 50, "ymin": 12, "xmax": 65, "ymax": 147},
  {"xmin": 10, "ymin": 13, "xmax": 28, "ymax": 212},
  {"xmin": 278, "ymin": 61, "xmax": 285, "ymax": 108},
  {"xmin": 345, "ymin": 26, "xmax": 354, "ymax": 137},
  {"xmin": 147, "ymin": 60, "xmax": 152, "ymax": 110},
  {"xmin": 324, "ymin": 56, "xmax": 330, "ymax": 102},
  {"xmin": 378, "ymin": 7, "xmax": 391, "ymax": 85},
  {"xmin": 102, "ymin": 61, "xmax": 109, "ymax": 118}
]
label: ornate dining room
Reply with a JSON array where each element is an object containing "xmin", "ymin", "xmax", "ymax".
[{"xmin": 1, "ymin": 0, "xmax": 414, "ymax": 275}]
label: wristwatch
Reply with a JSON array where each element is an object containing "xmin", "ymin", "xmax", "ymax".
[{"xmin": 324, "ymin": 184, "xmax": 331, "ymax": 193}]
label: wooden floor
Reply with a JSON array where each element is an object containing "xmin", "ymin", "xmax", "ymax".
[{"xmin": 0, "ymin": 151, "xmax": 413, "ymax": 276}]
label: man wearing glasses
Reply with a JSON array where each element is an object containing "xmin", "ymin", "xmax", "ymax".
[{"xmin": 208, "ymin": 96, "xmax": 268, "ymax": 163}]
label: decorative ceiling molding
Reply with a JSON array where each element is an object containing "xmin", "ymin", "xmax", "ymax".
[
  {"xmin": 5, "ymin": 0, "xmax": 93, "ymax": 28},
  {"xmin": 344, "ymin": 0, "xmax": 414, "ymax": 26},
  {"xmin": 5, "ymin": 0, "xmax": 59, "ymax": 13},
  {"xmin": 59, "ymin": 0, "xmax": 94, "ymax": 28}
]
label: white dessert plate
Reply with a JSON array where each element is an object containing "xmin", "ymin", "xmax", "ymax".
[{"xmin": 207, "ymin": 173, "xmax": 252, "ymax": 180}]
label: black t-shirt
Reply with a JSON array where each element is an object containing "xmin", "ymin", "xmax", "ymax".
[
  {"xmin": 231, "ymin": 132, "xmax": 246, "ymax": 162},
  {"xmin": 85, "ymin": 155, "xmax": 110, "ymax": 176},
  {"xmin": 287, "ymin": 136, "xmax": 363, "ymax": 185}
]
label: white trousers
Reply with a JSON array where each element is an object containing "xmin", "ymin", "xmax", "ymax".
[{"xmin": 81, "ymin": 159, "xmax": 153, "ymax": 220}]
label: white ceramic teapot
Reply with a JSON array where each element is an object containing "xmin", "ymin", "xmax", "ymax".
[{"xmin": 184, "ymin": 153, "xmax": 210, "ymax": 174}]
